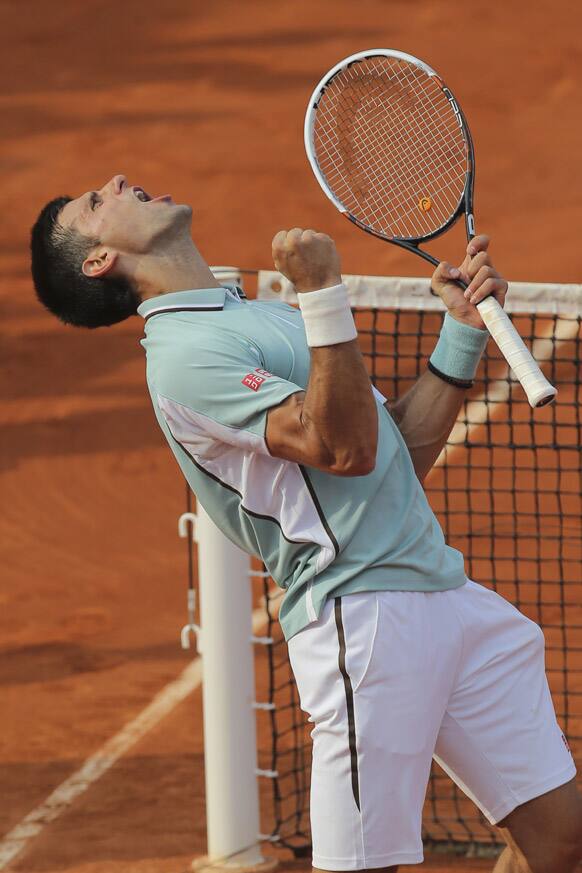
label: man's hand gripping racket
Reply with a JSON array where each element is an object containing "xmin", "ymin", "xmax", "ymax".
[
  {"xmin": 304, "ymin": 49, "xmax": 557, "ymax": 407},
  {"xmin": 431, "ymin": 234, "xmax": 507, "ymax": 332}
]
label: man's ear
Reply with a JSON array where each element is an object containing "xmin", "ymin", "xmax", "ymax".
[{"xmin": 82, "ymin": 248, "xmax": 118, "ymax": 279}]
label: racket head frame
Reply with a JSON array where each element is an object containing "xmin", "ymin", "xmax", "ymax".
[{"xmin": 304, "ymin": 49, "xmax": 477, "ymax": 269}]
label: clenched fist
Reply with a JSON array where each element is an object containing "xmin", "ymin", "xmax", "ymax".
[{"xmin": 272, "ymin": 228, "xmax": 342, "ymax": 293}]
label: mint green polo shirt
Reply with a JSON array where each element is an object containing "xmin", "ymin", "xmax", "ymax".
[{"xmin": 138, "ymin": 284, "xmax": 467, "ymax": 640}]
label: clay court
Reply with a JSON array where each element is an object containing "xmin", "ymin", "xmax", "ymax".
[{"xmin": 1, "ymin": 2, "xmax": 581, "ymax": 872}]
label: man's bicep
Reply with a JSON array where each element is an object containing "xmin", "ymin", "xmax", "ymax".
[
  {"xmin": 266, "ymin": 391, "xmax": 320, "ymax": 466},
  {"xmin": 265, "ymin": 391, "xmax": 346, "ymax": 473}
]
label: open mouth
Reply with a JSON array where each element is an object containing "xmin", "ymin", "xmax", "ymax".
[
  {"xmin": 133, "ymin": 186, "xmax": 152, "ymax": 202},
  {"xmin": 132, "ymin": 186, "xmax": 172, "ymax": 204}
]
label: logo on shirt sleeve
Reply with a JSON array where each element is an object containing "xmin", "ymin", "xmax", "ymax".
[{"xmin": 241, "ymin": 368, "xmax": 273, "ymax": 392}]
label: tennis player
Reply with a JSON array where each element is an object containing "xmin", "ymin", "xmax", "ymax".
[{"xmin": 30, "ymin": 175, "xmax": 582, "ymax": 873}]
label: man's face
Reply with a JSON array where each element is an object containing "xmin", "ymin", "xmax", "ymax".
[{"xmin": 59, "ymin": 174, "xmax": 192, "ymax": 257}]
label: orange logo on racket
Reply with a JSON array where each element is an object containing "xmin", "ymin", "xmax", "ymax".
[{"xmin": 419, "ymin": 196, "xmax": 432, "ymax": 212}]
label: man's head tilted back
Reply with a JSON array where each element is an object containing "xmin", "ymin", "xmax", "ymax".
[{"xmin": 30, "ymin": 174, "xmax": 193, "ymax": 328}]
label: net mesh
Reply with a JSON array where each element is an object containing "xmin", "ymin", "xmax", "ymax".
[
  {"xmin": 311, "ymin": 55, "xmax": 468, "ymax": 239},
  {"xmin": 249, "ymin": 275, "xmax": 582, "ymax": 856}
]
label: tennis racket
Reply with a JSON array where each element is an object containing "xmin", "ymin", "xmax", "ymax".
[{"xmin": 304, "ymin": 49, "xmax": 557, "ymax": 408}]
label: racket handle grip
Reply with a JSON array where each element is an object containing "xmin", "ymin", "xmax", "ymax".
[{"xmin": 475, "ymin": 296, "xmax": 557, "ymax": 408}]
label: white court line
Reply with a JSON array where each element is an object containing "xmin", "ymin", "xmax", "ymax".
[{"xmin": 0, "ymin": 606, "xmax": 268, "ymax": 871}]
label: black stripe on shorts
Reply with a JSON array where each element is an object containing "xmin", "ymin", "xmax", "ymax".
[{"xmin": 334, "ymin": 596, "xmax": 361, "ymax": 812}]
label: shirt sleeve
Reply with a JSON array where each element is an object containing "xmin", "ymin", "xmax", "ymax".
[
  {"xmin": 371, "ymin": 385, "xmax": 387, "ymax": 405},
  {"xmin": 153, "ymin": 327, "xmax": 304, "ymax": 460}
]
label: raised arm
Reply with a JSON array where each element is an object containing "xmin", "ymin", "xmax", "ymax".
[
  {"xmin": 265, "ymin": 228, "xmax": 378, "ymax": 477},
  {"xmin": 388, "ymin": 235, "xmax": 508, "ymax": 481}
]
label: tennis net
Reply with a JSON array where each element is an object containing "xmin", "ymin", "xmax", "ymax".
[{"xmin": 247, "ymin": 272, "xmax": 582, "ymax": 856}]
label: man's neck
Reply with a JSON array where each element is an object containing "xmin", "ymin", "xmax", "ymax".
[{"xmin": 136, "ymin": 237, "xmax": 222, "ymax": 302}]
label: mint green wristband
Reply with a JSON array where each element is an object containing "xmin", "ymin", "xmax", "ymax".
[{"xmin": 429, "ymin": 313, "xmax": 489, "ymax": 383}]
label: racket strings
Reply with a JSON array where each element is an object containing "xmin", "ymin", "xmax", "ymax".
[
  {"xmin": 316, "ymin": 91, "xmax": 457, "ymax": 238},
  {"xmin": 360, "ymin": 74, "xmax": 464, "ymax": 223},
  {"xmin": 349, "ymin": 94, "xmax": 460, "ymax": 233},
  {"xmin": 345, "ymin": 81, "xmax": 463, "ymax": 232},
  {"xmin": 348, "ymin": 65, "xmax": 461, "ymax": 211},
  {"xmin": 318, "ymin": 60, "xmax": 465, "ymax": 231},
  {"xmin": 313, "ymin": 55, "xmax": 468, "ymax": 239},
  {"xmin": 326, "ymin": 63, "xmax": 464, "ymax": 233}
]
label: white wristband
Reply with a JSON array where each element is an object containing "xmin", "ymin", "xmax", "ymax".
[{"xmin": 296, "ymin": 283, "xmax": 358, "ymax": 347}]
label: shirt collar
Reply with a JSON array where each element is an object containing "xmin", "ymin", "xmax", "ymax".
[{"xmin": 137, "ymin": 283, "xmax": 247, "ymax": 321}]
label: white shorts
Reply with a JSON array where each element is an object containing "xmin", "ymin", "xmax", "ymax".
[{"xmin": 287, "ymin": 581, "xmax": 576, "ymax": 870}]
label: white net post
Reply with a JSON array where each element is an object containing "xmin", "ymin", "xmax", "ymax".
[{"xmin": 190, "ymin": 503, "xmax": 275, "ymax": 872}]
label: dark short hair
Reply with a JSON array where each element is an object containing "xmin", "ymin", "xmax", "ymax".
[{"xmin": 30, "ymin": 196, "xmax": 140, "ymax": 328}]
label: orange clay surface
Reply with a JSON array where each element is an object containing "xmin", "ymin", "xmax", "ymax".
[{"xmin": 1, "ymin": 2, "xmax": 582, "ymax": 872}]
